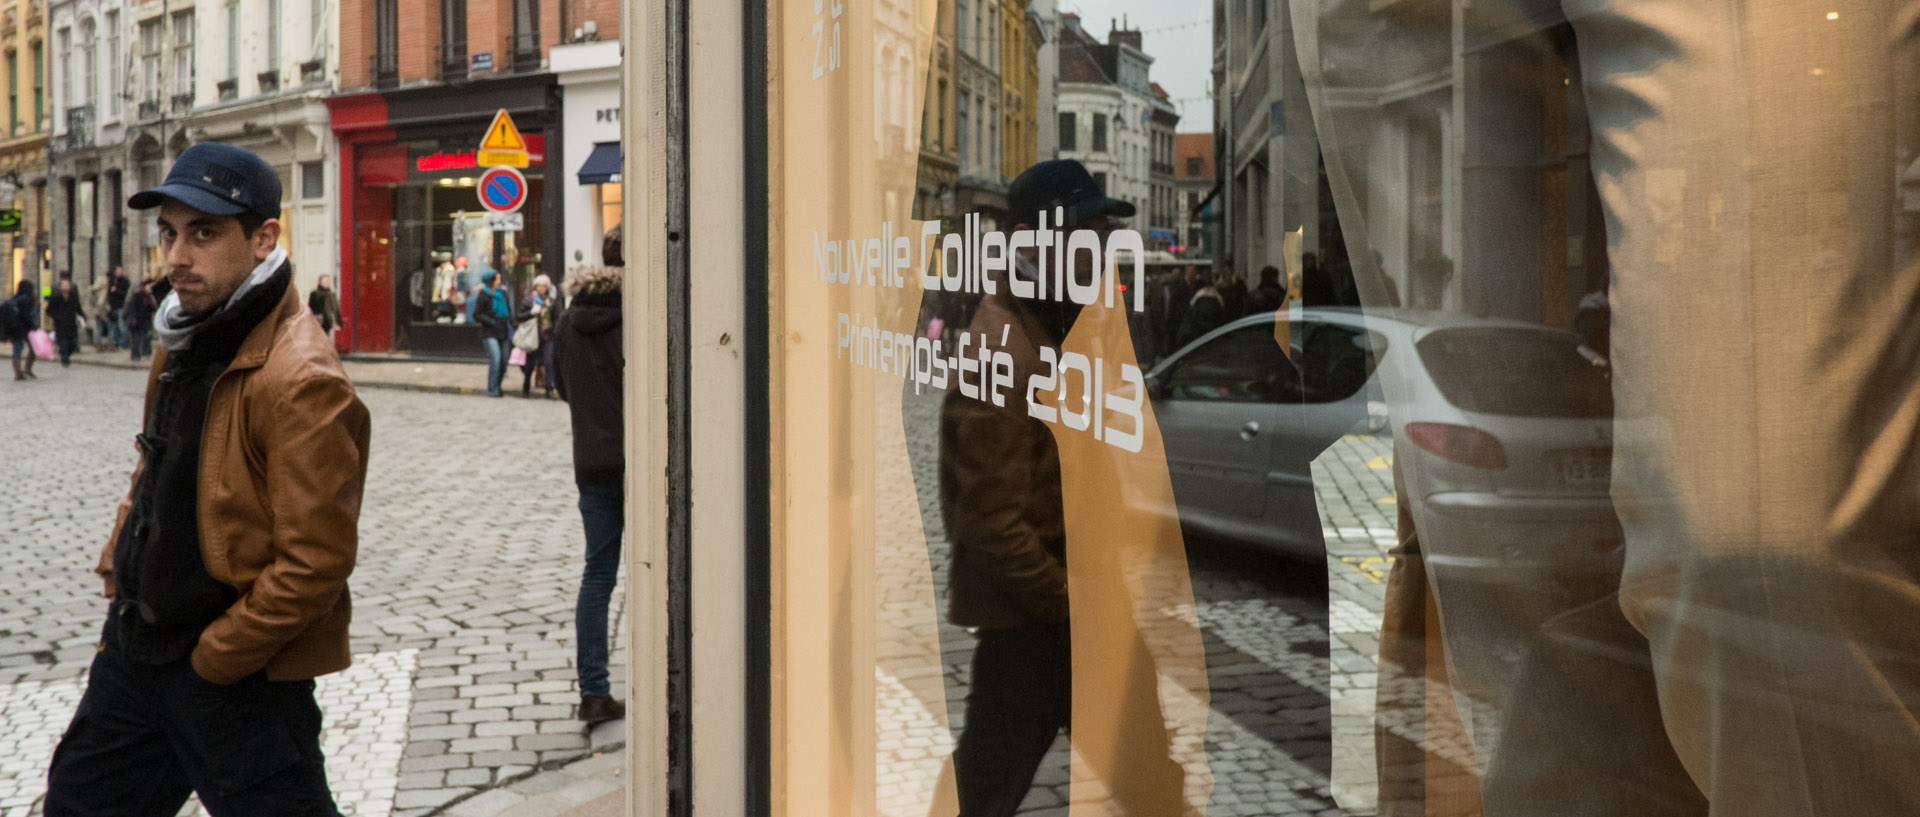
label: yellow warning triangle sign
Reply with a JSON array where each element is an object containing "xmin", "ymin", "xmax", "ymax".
[{"xmin": 479, "ymin": 109, "xmax": 526, "ymax": 154}]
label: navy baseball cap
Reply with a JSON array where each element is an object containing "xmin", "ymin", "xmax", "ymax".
[
  {"xmin": 1005, "ymin": 159, "xmax": 1136, "ymax": 228},
  {"xmin": 127, "ymin": 142, "xmax": 282, "ymax": 219}
]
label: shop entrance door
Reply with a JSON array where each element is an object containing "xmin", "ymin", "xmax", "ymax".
[{"xmin": 352, "ymin": 173, "xmax": 396, "ymax": 352}]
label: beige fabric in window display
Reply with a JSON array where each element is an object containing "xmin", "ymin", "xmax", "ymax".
[{"xmin": 1297, "ymin": 0, "xmax": 1920, "ymax": 814}]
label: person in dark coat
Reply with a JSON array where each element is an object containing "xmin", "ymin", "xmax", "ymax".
[
  {"xmin": 124, "ymin": 270, "xmax": 160, "ymax": 362},
  {"xmin": 551, "ymin": 226, "xmax": 626, "ymax": 726},
  {"xmin": 1249, "ymin": 265, "xmax": 1287, "ymax": 313},
  {"xmin": 1217, "ymin": 268, "xmax": 1250, "ymax": 319},
  {"xmin": 4, "ymin": 278, "xmax": 37, "ymax": 380},
  {"xmin": 306, "ymin": 274, "xmax": 340, "ymax": 336},
  {"xmin": 1178, "ymin": 275, "xmax": 1228, "ymax": 348},
  {"xmin": 45, "ymin": 277, "xmax": 86, "ymax": 366},
  {"xmin": 106, "ymin": 265, "xmax": 130, "ymax": 347}
]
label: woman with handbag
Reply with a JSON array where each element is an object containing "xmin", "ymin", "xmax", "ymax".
[
  {"xmin": 513, "ymin": 274, "xmax": 560, "ymax": 398},
  {"xmin": 4, "ymin": 278, "xmax": 38, "ymax": 380}
]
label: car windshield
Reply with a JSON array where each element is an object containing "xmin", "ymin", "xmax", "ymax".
[{"xmin": 1415, "ymin": 328, "xmax": 1612, "ymax": 417}]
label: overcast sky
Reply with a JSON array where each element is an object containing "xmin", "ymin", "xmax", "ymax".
[{"xmin": 1058, "ymin": 0, "xmax": 1215, "ymax": 131}]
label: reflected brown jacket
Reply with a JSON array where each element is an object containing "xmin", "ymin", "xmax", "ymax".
[
  {"xmin": 96, "ymin": 282, "xmax": 371, "ymax": 685},
  {"xmin": 938, "ymin": 291, "xmax": 1070, "ymax": 629}
]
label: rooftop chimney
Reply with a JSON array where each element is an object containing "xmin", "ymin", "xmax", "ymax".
[{"xmin": 1108, "ymin": 16, "xmax": 1142, "ymax": 51}]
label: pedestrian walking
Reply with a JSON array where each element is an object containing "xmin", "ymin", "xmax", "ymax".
[
  {"xmin": 938, "ymin": 161, "xmax": 1183, "ymax": 817},
  {"xmin": 2, "ymin": 278, "xmax": 36, "ymax": 380},
  {"xmin": 106, "ymin": 265, "xmax": 130, "ymax": 348},
  {"xmin": 514, "ymin": 273, "xmax": 560, "ymax": 398},
  {"xmin": 124, "ymin": 269, "xmax": 159, "ymax": 362},
  {"xmin": 45, "ymin": 278, "xmax": 85, "ymax": 366},
  {"xmin": 44, "ymin": 141, "xmax": 371, "ymax": 817},
  {"xmin": 471, "ymin": 270, "xmax": 512, "ymax": 397},
  {"xmin": 88, "ymin": 271, "xmax": 115, "ymax": 351},
  {"xmin": 551, "ymin": 226, "xmax": 627, "ymax": 726},
  {"xmin": 308, "ymin": 273, "xmax": 341, "ymax": 338}
]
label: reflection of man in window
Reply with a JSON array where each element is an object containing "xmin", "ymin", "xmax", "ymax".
[{"xmin": 937, "ymin": 159, "xmax": 1183, "ymax": 817}]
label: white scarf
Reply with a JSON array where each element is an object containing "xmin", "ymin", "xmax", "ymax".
[{"xmin": 154, "ymin": 246, "xmax": 288, "ymax": 352}]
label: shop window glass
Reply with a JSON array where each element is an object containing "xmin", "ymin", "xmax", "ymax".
[
  {"xmin": 349, "ymin": 137, "xmax": 545, "ymax": 355},
  {"xmin": 750, "ymin": 1, "xmax": 1920, "ymax": 815},
  {"xmin": 1162, "ymin": 325, "xmax": 1299, "ymax": 403},
  {"xmin": 597, "ymin": 181, "xmax": 622, "ymax": 242}
]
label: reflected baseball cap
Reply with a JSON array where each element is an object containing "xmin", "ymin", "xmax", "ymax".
[
  {"xmin": 1006, "ymin": 159, "xmax": 1136, "ymax": 229},
  {"xmin": 127, "ymin": 142, "xmax": 282, "ymax": 219}
]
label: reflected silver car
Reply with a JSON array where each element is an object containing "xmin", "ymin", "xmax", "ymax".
[{"xmin": 1146, "ymin": 306, "xmax": 1618, "ymax": 577}]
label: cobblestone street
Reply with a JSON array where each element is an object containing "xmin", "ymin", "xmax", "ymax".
[
  {"xmin": 0, "ymin": 365, "xmax": 625, "ymax": 817},
  {"xmin": 0, "ymin": 364, "xmax": 1398, "ymax": 817}
]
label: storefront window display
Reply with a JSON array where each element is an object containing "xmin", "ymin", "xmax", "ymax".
[
  {"xmin": 351, "ymin": 138, "xmax": 545, "ymax": 356},
  {"xmin": 719, "ymin": 0, "xmax": 1920, "ymax": 815}
]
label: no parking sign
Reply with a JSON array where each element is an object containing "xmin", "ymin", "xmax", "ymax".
[{"xmin": 477, "ymin": 166, "xmax": 528, "ymax": 214}]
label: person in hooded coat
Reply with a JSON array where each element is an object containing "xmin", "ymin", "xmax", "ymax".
[{"xmin": 550, "ymin": 226, "xmax": 627, "ymax": 726}]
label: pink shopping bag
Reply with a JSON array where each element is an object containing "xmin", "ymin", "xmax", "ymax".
[
  {"xmin": 27, "ymin": 329, "xmax": 53, "ymax": 359},
  {"xmin": 508, "ymin": 346, "xmax": 528, "ymax": 367}
]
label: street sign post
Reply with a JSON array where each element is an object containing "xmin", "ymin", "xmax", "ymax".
[
  {"xmin": 476, "ymin": 109, "xmax": 530, "ymax": 168},
  {"xmin": 477, "ymin": 166, "xmax": 529, "ymax": 215}
]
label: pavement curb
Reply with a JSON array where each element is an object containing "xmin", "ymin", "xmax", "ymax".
[{"xmin": 62, "ymin": 352, "xmax": 511, "ymax": 399}]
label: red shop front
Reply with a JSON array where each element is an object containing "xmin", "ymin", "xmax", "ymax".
[{"xmin": 325, "ymin": 75, "xmax": 562, "ymax": 358}]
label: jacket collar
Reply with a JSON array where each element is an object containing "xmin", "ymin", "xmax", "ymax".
[{"xmin": 227, "ymin": 264, "xmax": 306, "ymax": 374}]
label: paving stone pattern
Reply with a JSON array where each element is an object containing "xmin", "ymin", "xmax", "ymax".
[
  {"xmin": 871, "ymin": 391, "xmax": 1401, "ymax": 817},
  {"xmin": 3, "ymin": 364, "xmax": 1403, "ymax": 817},
  {"xmin": 0, "ymin": 366, "xmax": 624, "ymax": 817}
]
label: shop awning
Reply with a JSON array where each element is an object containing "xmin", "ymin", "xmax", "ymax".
[{"xmin": 577, "ymin": 142, "xmax": 622, "ymax": 185}]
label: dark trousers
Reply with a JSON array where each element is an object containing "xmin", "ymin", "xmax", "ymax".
[
  {"xmin": 951, "ymin": 621, "xmax": 1186, "ymax": 817},
  {"xmin": 953, "ymin": 623, "xmax": 1074, "ymax": 817},
  {"xmin": 45, "ymin": 642, "xmax": 341, "ymax": 817},
  {"xmin": 575, "ymin": 480, "xmax": 625, "ymax": 697},
  {"xmin": 55, "ymin": 328, "xmax": 77, "ymax": 365}
]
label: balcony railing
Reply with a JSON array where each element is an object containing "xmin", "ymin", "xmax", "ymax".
[
  {"xmin": 216, "ymin": 77, "xmax": 238, "ymax": 101},
  {"xmin": 299, "ymin": 58, "xmax": 324, "ymax": 86},
  {"xmin": 63, "ymin": 104, "xmax": 93, "ymax": 150},
  {"xmin": 372, "ymin": 51, "xmax": 398, "ymax": 89},
  {"xmin": 509, "ymin": 32, "xmax": 540, "ymax": 72},
  {"xmin": 256, "ymin": 69, "xmax": 279, "ymax": 94},
  {"xmin": 136, "ymin": 97, "xmax": 160, "ymax": 120},
  {"xmin": 439, "ymin": 41, "xmax": 467, "ymax": 80},
  {"xmin": 169, "ymin": 92, "xmax": 193, "ymax": 114}
]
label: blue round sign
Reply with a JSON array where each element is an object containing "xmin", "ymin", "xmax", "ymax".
[{"xmin": 478, "ymin": 166, "xmax": 528, "ymax": 214}]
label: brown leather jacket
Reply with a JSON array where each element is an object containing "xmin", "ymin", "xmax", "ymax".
[
  {"xmin": 938, "ymin": 291, "xmax": 1070, "ymax": 629},
  {"xmin": 97, "ymin": 282, "xmax": 371, "ymax": 685}
]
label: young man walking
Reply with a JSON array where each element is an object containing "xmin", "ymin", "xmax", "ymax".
[{"xmin": 44, "ymin": 142, "xmax": 371, "ymax": 817}]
